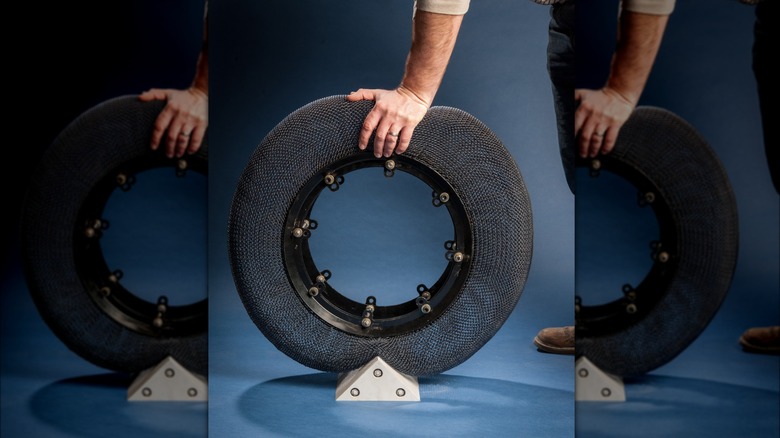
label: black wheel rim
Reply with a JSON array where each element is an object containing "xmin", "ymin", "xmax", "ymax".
[
  {"xmin": 283, "ymin": 153, "xmax": 473, "ymax": 337},
  {"xmin": 574, "ymin": 155, "xmax": 679, "ymax": 337},
  {"xmin": 75, "ymin": 152, "xmax": 208, "ymax": 337}
]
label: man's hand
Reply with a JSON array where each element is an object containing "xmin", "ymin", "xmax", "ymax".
[
  {"xmin": 139, "ymin": 87, "xmax": 208, "ymax": 158},
  {"xmin": 346, "ymin": 87, "xmax": 429, "ymax": 158},
  {"xmin": 346, "ymin": 8, "xmax": 463, "ymax": 158},
  {"xmin": 574, "ymin": 87, "xmax": 634, "ymax": 158}
]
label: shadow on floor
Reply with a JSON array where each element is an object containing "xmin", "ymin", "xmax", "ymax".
[{"xmin": 238, "ymin": 373, "xmax": 574, "ymax": 437}]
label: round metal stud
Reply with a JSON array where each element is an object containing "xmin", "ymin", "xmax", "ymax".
[
  {"xmin": 292, "ymin": 228, "xmax": 304, "ymax": 238},
  {"xmin": 373, "ymin": 369, "xmax": 383, "ymax": 378}
]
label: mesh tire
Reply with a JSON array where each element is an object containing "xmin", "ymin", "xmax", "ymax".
[
  {"xmin": 576, "ymin": 106, "xmax": 739, "ymax": 377},
  {"xmin": 229, "ymin": 95, "xmax": 533, "ymax": 376},
  {"xmin": 21, "ymin": 95, "xmax": 208, "ymax": 375}
]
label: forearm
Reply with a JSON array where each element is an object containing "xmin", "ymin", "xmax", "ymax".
[
  {"xmin": 399, "ymin": 10, "xmax": 464, "ymax": 106},
  {"xmin": 191, "ymin": 5, "xmax": 209, "ymax": 94},
  {"xmin": 605, "ymin": 10, "xmax": 669, "ymax": 105}
]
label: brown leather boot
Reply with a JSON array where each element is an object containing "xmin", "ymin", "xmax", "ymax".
[
  {"xmin": 739, "ymin": 326, "xmax": 780, "ymax": 354},
  {"xmin": 533, "ymin": 326, "xmax": 575, "ymax": 355}
]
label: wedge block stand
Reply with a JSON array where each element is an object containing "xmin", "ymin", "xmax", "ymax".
[
  {"xmin": 336, "ymin": 356, "xmax": 420, "ymax": 402},
  {"xmin": 575, "ymin": 356, "xmax": 625, "ymax": 402},
  {"xmin": 127, "ymin": 356, "xmax": 207, "ymax": 402}
]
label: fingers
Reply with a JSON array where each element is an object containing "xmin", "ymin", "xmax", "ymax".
[
  {"xmin": 150, "ymin": 107, "xmax": 175, "ymax": 152},
  {"xmin": 396, "ymin": 128, "xmax": 413, "ymax": 155},
  {"xmin": 146, "ymin": 88, "xmax": 208, "ymax": 157},
  {"xmin": 359, "ymin": 108, "xmax": 382, "ymax": 153},
  {"xmin": 174, "ymin": 126, "xmax": 193, "ymax": 158},
  {"xmin": 601, "ymin": 128, "xmax": 618, "ymax": 155},
  {"xmin": 574, "ymin": 88, "xmax": 633, "ymax": 158},
  {"xmin": 586, "ymin": 127, "xmax": 607, "ymax": 159},
  {"xmin": 349, "ymin": 88, "xmax": 428, "ymax": 158},
  {"xmin": 346, "ymin": 89, "xmax": 377, "ymax": 102},
  {"xmin": 186, "ymin": 125, "xmax": 207, "ymax": 155},
  {"xmin": 139, "ymin": 88, "xmax": 171, "ymax": 102},
  {"xmin": 374, "ymin": 125, "xmax": 403, "ymax": 159}
]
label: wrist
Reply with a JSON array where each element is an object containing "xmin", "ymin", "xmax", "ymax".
[
  {"xmin": 188, "ymin": 86, "xmax": 208, "ymax": 100},
  {"xmin": 397, "ymin": 84, "xmax": 433, "ymax": 108},
  {"xmin": 602, "ymin": 85, "xmax": 637, "ymax": 108}
]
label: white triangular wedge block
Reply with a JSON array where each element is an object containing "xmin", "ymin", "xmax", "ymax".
[
  {"xmin": 336, "ymin": 356, "xmax": 420, "ymax": 402},
  {"xmin": 127, "ymin": 356, "xmax": 207, "ymax": 402},
  {"xmin": 575, "ymin": 356, "xmax": 625, "ymax": 402}
]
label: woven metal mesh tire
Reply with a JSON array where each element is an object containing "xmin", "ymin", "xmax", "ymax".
[
  {"xmin": 21, "ymin": 95, "xmax": 208, "ymax": 375},
  {"xmin": 229, "ymin": 95, "xmax": 532, "ymax": 376},
  {"xmin": 576, "ymin": 106, "xmax": 739, "ymax": 377}
]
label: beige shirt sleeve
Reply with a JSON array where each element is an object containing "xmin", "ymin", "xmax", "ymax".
[
  {"xmin": 622, "ymin": 0, "xmax": 676, "ymax": 15},
  {"xmin": 414, "ymin": 0, "xmax": 470, "ymax": 15}
]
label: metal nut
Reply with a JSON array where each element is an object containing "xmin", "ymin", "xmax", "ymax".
[
  {"xmin": 657, "ymin": 251, "xmax": 669, "ymax": 263},
  {"xmin": 292, "ymin": 228, "xmax": 304, "ymax": 238},
  {"xmin": 452, "ymin": 252, "xmax": 464, "ymax": 263},
  {"xmin": 324, "ymin": 174, "xmax": 336, "ymax": 185},
  {"xmin": 361, "ymin": 318, "xmax": 372, "ymax": 328},
  {"xmin": 385, "ymin": 159, "xmax": 396, "ymax": 170}
]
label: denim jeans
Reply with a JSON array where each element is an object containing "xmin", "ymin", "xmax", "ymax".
[
  {"xmin": 752, "ymin": 1, "xmax": 778, "ymax": 194},
  {"xmin": 547, "ymin": 0, "xmax": 576, "ymax": 194}
]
